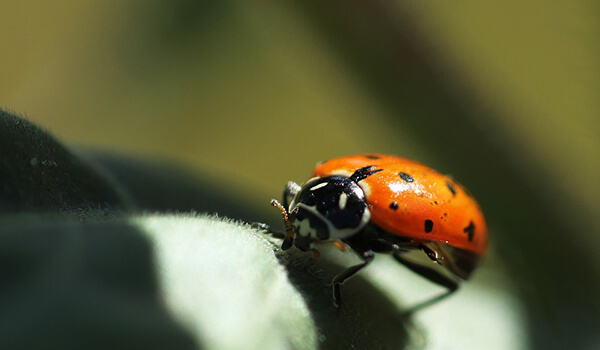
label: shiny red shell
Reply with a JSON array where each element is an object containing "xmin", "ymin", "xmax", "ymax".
[{"xmin": 312, "ymin": 154, "xmax": 488, "ymax": 255}]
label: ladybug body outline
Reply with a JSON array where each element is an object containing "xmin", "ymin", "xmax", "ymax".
[{"xmin": 266, "ymin": 153, "xmax": 488, "ymax": 309}]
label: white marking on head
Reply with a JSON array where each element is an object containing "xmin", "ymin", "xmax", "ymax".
[
  {"xmin": 338, "ymin": 192, "xmax": 348, "ymax": 210},
  {"xmin": 358, "ymin": 181, "xmax": 371, "ymax": 198},
  {"xmin": 310, "ymin": 182, "xmax": 328, "ymax": 191},
  {"xmin": 296, "ymin": 203, "xmax": 371, "ymax": 240},
  {"xmin": 294, "ymin": 215, "xmax": 317, "ymax": 239}
]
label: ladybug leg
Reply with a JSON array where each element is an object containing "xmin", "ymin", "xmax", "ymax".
[
  {"xmin": 332, "ymin": 251, "xmax": 375, "ymax": 307},
  {"xmin": 392, "ymin": 252, "xmax": 459, "ymax": 291},
  {"xmin": 313, "ymin": 240, "xmax": 347, "ymax": 252},
  {"xmin": 310, "ymin": 248, "xmax": 320, "ymax": 263},
  {"xmin": 392, "ymin": 252, "xmax": 459, "ymax": 313}
]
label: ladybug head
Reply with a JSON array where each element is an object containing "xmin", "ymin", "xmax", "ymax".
[{"xmin": 287, "ymin": 171, "xmax": 374, "ymax": 251}]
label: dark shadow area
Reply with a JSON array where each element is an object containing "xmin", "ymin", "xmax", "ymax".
[
  {"xmin": 295, "ymin": 2, "xmax": 600, "ymax": 348},
  {"xmin": 280, "ymin": 249, "xmax": 412, "ymax": 349},
  {"xmin": 0, "ymin": 217, "xmax": 198, "ymax": 350}
]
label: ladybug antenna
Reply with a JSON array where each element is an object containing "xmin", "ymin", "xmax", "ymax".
[
  {"xmin": 350, "ymin": 165, "xmax": 383, "ymax": 182},
  {"xmin": 270, "ymin": 199, "xmax": 296, "ymax": 250}
]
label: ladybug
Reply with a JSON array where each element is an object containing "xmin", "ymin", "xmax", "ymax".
[{"xmin": 262, "ymin": 153, "xmax": 487, "ymax": 308}]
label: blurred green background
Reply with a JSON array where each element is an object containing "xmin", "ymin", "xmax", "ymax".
[{"xmin": 1, "ymin": 1, "xmax": 599, "ymax": 348}]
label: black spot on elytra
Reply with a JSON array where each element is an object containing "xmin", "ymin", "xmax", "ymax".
[
  {"xmin": 446, "ymin": 181, "xmax": 457, "ymax": 196},
  {"xmin": 364, "ymin": 154, "xmax": 381, "ymax": 159},
  {"xmin": 424, "ymin": 219, "xmax": 434, "ymax": 233},
  {"xmin": 389, "ymin": 201, "xmax": 398, "ymax": 210},
  {"xmin": 398, "ymin": 172, "xmax": 414, "ymax": 183},
  {"xmin": 463, "ymin": 221, "xmax": 475, "ymax": 241}
]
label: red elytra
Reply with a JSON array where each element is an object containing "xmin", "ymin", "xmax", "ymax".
[{"xmin": 313, "ymin": 154, "xmax": 488, "ymax": 256}]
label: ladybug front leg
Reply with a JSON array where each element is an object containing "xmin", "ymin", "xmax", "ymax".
[{"xmin": 331, "ymin": 251, "xmax": 375, "ymax": 308}]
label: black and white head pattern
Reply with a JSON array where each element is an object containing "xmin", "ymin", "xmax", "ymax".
[{"xmin": 288, "ymin": 175, "xmax": 371, "ymax": 244}]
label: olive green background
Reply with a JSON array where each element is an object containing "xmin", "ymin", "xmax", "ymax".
[
  {"xmin": 1, "ymin": 1, "xmax": 599, "ymax": 349},
  {"xmin": 2, "ymin": 1, "xmax": 597, "ymax": 209}
]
